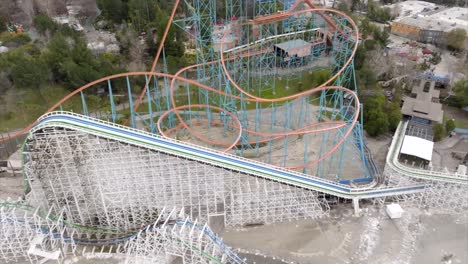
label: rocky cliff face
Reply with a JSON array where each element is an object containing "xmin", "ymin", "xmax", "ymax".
[{"xmin": 0, "ymin": 0, "xmax": 98, "ymax": 27}]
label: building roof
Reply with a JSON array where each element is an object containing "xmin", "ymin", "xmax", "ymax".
[
  {"xmin": 411, "ymin": 80, "xmax": 440, "ymax": 100},
  {"xmin": 274, "ymin": 39, "xmax": 312, "ymax": 52},
  {"xmin": 393, "ymin": 6, "xmax": 468, "ymax": 33},
  {"xmin": 274, "ymin": 39, "xmax": 312, "ymax": 58},
  {"xmin": 403, "ymin": 80, "xmax": 443, "ymax": 123},
  {"xmin": 400, "ymin": 135, "xmax": 434, "ymax": 161},
  {"xmin": 401, "ymin": 97, "xmax": 443, "ymax": 123},
  {"xmin": 391, "ymin": 1, "xmax": 437, "ymax": 17}
]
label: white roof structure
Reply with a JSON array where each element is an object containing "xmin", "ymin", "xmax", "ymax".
[
  {"xmin": 390, "ymin": 1, "xmax": 437, "ymax": 17},
  {"xmin": 400, "ymin": 135, "xmax": 434, "ymax": 161},
  {"xmin": 392, "ymin": 4, "xmax": 468, "ymax": 33}
]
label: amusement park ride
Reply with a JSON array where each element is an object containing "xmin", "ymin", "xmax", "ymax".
[{"xmin": 0, "ymin": 0, "xmax": 466, "ymax": 263}]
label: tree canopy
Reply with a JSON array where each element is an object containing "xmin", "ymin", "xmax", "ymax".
[
  {"xmin": 97, "ymin": 0, "xmax": 129, "ymax": 24},
  {"xmin": 363, "ymin": 93, "xmax": 401, "ymax": 137},
  {"xmin": 0, "ymin": 15, "xmax": 126, "ymax": 91},
  {"xmin": 367, "ymin": 2, "xmax": 392, "ymax": 23},
  {"xmin": 452, "ymin": 79, "xmax": 468, "ymax": 107},
  {"xmin": 433, "ymin": 124, "xmax": 446, "ymax": 141},
  {"xmin": 446, "ymin": 28, "xmax": 466, "ymax": 51}
]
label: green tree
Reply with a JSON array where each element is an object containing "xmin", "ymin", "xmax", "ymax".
[
  {"xmin": 357, "ymin": 65, "xmax": 377, "ymax": 88},
  {"xmin": 128, "ymin": 0, "xmax": 157, "ymax": 32},
  {"xmin": 0, "ymin": 16, "xmax": 7, "ymax": 32},
  {"xmin": 445, "ymin": 119, "xmax": 456, "ymax": 132},
  {"xmin": 41, "ymin": 32, "xmax": 123, "ymax": 89},
  {"xmin": 359, "ymin": 17, "xmax": 373, "ymax": 39},
  {"xmin": 337, "ymin": 2, "xmax": 350, "ymax": 13},
  {"xmin": 41, "ymin": 34, "xmax": 71, "ymax": 79},
  {"xmin": 97, "ymin": 0, "xmax": 128, "ymax": 24},
  {"xmin": 354, "ymin": 44, "xmax": 367, "ymax": 70},
  {"xmin": 367, "ymin": 2, "xmax": 392, "ymax": 23},
  {"xmin": 386, "ymin": 102, "xmax": 402, "ymax": 131},
  {"xmin": 452, "ymin": 79, "xmax": 468, "ymax": 107},
  {"xmin": 430, "ymin": 52, "xmax": 441, "ymax": 65},
  {"xmin": 351, "ymin": 0, "xmax": 361, "ymax": 12},
  {"xmin": 365, "ymin": 108, "xmax": 389, "ymax": 136},
  {"xmin": 375, "ymin": 29, "xmax": 390, "ymax": 47},
  {"xmin": 33, "ymin": 14, "xmax": 59, "ymax": 35},
  {"xmin": 363, "ymin": 94, "xmax": 390, "ymax": 136},
  {"xmin": 446, "ymin": 28, "xmax": 466, "ymax": 51},
  {"xmin": 11, "ymin": 56, "xmax": 50, "ymax": 88},
  {"xmin": 433, "ymin": 123, "xmax": 446, "ymax": 141},
  {"xmin": 146, "ymin": 6, "xmax": 185, "ymax": 58}
]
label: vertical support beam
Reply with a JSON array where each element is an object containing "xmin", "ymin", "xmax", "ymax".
[
  {"xmin": 282, "ymin": 102, "xmax": 292, "ymax": 167},
  {"xmin": 80, "ymin": 92, "xmax": 88, "ymax": 116},
  {"xmin": 359, "ymin": 103, "xmax": 368, "ymax": 178},
  {"xmin": 126, "ymin": 76, "xmax": 136, "ymax": 128},
  {"xmin": 107, "ymin": 80, "xmax": 117, "ymax": 123},
  {"xmin": 303, "ymin": 98, "xmax": 310, "ymax": 174},
  {"xmin": 145, "ymin": 75, "xmax": 154, "ymax": 132},
  {"xmin": 255, "ymin": 102, "xmax": 261, "ymax": 155},
  {"xmin": 353, "ymin": 197, "xmax": 360, "ymax": 217}
]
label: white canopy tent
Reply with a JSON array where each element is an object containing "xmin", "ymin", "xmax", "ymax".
[{"xmin": 400, "ymin": 135, "xmax": 434, "ymax": 161}]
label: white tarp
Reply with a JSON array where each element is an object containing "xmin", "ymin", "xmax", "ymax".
[{"xmin": 400, "ymin": 135, "xmax": 434, "ymax": 161}]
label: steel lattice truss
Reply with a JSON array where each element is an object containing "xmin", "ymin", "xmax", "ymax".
[{"xmin": 23, "ymin": 126, "xmax": 329, "ymax": 232}]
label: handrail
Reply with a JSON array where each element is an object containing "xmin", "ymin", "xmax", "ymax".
[
  {"xmin": 386, "ymin": 121, "xmax": 468, "ymax": 184},
  {"xmin": 29, "ymin": 112, "xmax": 430, "ymax": 198},
  {"xmin": 36, "ymin": 111, "xmax": 350, "ymax": 188}
]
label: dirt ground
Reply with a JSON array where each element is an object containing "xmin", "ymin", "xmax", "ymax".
[
  {"xmin": 221, "ymin": 204, "xmax": 468, "ymax": 264},
  {"xmin": 433, "ymin": 136, "xmax": 468, "ymax": 171},
  {"xmin": 363, "ymin": 133, "xmax": 393, "ymax": 172},
  {"xmin": 0, "ymin": 172, "xmax": 23, "ymax": 200},
  {"xmin": 443, "ymin": 105, "xmax": 468, "ymax": 128}
]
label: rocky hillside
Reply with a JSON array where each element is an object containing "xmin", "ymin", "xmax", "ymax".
[{"xmin": 0, "ymin": 0, "xmax": 98, "ymax": 27}]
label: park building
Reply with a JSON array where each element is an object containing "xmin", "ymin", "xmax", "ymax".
[
  {"xmin": 398, "ymin": 80, "xmax": 443, "ymax": 168},
  {"xmin": 398, "ymin": 117, "xmax": 435, "ymax": 169},
  {"xmin": 391, "ymin": 6, "xmax": 468, "ymax": 46},
  {"xmin": 401, "ymin": 80, "xmax": 443, "ymax": 124},
  {"xmin": 273, "ymin": 39, "xmax": 313, "ymax": 66}
]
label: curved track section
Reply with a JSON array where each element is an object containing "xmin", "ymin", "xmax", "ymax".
[
  {"xmin": 30, "ymin": 112, "xmax": 426, "ymax": 198},
  {"xmin": 1, "ymin": 1, "xmax": 367, "ymax": 182},
  {"xmin": 0, "ymin": 203, "xmax": 245, "ymax": 264},
  {"xmin": 386, "ymin": 121, "xmax": 468, "ymax": 184}
]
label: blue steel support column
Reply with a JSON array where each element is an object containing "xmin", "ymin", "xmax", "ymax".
[
  {"xmin": 336, "ymin": 127, "xmax": 346, "ymax": 181},
  {"xmin": 80, "ymin": 92, "xmax": 89, "ymax": 116},
  {"xmin": 152, "ymin": 77, "xmax": 160, "ymax": 114},
  {"xmin": 107, "ymin": 80, "xmax": 117, "ymax": 123},
  {"xmin": 126, "ymin": 76, "xmax": 136, "ymax": 128},
  {"xmin": 359, "ymin": 103, "xmax": 368, "ymax": 178},
  {"xmin": 267, "ymin": 105, "xmax": 277, "ymax": 164},
  {"xmin": 162, "ymin": 49, "xmax": 175, "ymax": 129},
  {"xmin": 145, "ymin": 75, "xmax": 154, "ymax": 132},
  {"xmin": 255, "ymin": 102, "xmax": 261, "ymax": 155},
  {"xmin": 282, "ymin": 102, "xmax": 292, "ymax": 167},
  {"xmin": 185, "ymin": 75, "xmax": 193, "ymax": 127}
]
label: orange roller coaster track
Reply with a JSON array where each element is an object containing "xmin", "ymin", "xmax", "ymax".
[{"xmin": 1, "ymin": 0, "xmax": 360, "ymax": 171}]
